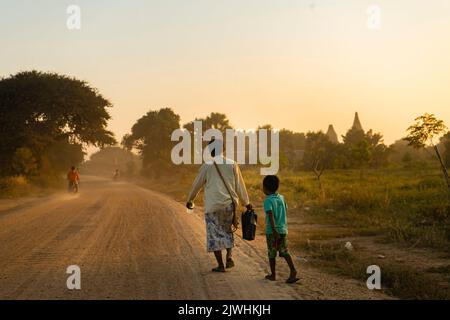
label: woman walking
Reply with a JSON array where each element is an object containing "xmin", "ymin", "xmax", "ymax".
[{"xmin": 186, "ymin": 139, "xmax": 252, "ymax": 272}]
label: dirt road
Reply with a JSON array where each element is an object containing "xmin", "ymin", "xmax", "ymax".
[{"xmin": 0, "ymin": 177, "xmax": 388, "ymax": 299}]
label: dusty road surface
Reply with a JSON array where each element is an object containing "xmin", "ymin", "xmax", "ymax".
[{"xmin": 0, "ymin": 177, "xmax": 388, "ymax": 299}]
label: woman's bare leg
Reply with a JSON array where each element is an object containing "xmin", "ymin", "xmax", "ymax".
[
  {"xmin": 225, "ymin": 248, "xmax": 235, "ymax": 268},
  {"xmin": 212, "ymin": 251, "xmax": 226, "ymax": 272},
  {"xmin": 226, "ymin": 248, "xmax": 232, "ymax": 260}
]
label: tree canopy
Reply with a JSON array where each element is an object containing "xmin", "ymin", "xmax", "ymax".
[
  {"xmin": 405, "ymin": 113, "xmax": 447, "ymax": 148},
  {"xmin": 183, "ymin": 112, "xmax": 232, "ymax": 134},
  {"xmin": 342, "ymin": 127, "xmax": 387, "ymax": 168},
  {"xmin": 0, "ymin": 71, "xmax": 116, "ymax": 177},
  {"xmin": 122, "ymin": 108, "xmax": 180, "ymax": 167},
  {"xmin": 406, "ymin": 113, "xmax": 449, "ymax": 192}
]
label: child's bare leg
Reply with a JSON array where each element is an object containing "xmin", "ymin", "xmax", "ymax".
[
  {"xmin": 284, "ymin": 254, "xmax": 296, "ymax": 276},
  {"xmin": 265, "ymin": 258, "xmax": 276, "ymax": 281},
  {"xmin": 283, "ymin": 254, "xmax": 299, "ymax": 283}
]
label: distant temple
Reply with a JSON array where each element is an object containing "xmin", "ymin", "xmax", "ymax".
[
  {"xmin": 326, "ymin": 124, "xmax": 339, "ymax": 143},
  {"xmin": 352, "ymin": 112, "xmax": 364, "ymax": 132},
  {"xmin": 325, "ymin": 112, "xmax": 364, "ymax": 143}
]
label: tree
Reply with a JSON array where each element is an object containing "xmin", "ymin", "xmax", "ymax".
[
  {"xmin": 303, "ymin": 131, "xmax": 337, "ymax": 196},
  {"xmin": 203, "ymin": 112, "xmax": 232, "ymax": 131},
  {"xmin": 366, "ymin": 130, "xmax": 389, "ymax": 167},
  {"xmin": 441, "ymin": 132, "xmax": 450, "ymax": 168},
  {"xmin": 44, "ymin": 141, "xmax": 84, "ymax": 177},
  {"xmin": 388, "ymin": 139, "xmax": 431, "ymax": 166},
  {"xmin": 279, "ymin": 129, "xmax": 306, "ymax": 170},
  {"xmin": 82, "ymin": 146, "xmax": 141, "ymax": 178},
  {"xmin": 401, "ymin": 152, "xmax": 413, "ymax": 166},
  {"xmin": 183, "ymin": 112, "xmax": 232, "ymax": 134},
  {"xmin": 405, "ymin": 113, "xmax": 449, "ymax": 193},
  {"xmin": 342, "ymin": 127, "xmax": 369, "ymax": 168},
  {"xmin": 182, "ymin": 112, "xmax": 232, "ymax": 163},
  {"xmin": 122, "ymin": 108, "xmax": 180, "ymax": 168},
  {"xmin": 342, "ymin": 127, "xmax": 387, "ymax": 168},
  {"xmin": 12, "ymin": 147, "xmax": 38, "ymax": 176},
  {"xmin": 0, "ymin": 71, "xmax": 116, "ymax": 177}
]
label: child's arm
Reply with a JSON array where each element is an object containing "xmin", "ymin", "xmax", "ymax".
[{"xmin": 266, "ymin": 210, "xmax": 280, "ymax": 240}]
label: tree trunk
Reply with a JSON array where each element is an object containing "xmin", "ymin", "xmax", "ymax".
[
  {"xmin": 434, "ymin": 145, "xmax": 450, "ymax": 194},
  {"xmin": 313, "ymin": 160, "xmax": 325, "ymax": 200}
]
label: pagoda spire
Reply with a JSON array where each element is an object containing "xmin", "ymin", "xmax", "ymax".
[
  {"xmin": 326, "ymin": 124, "xmax": 339, "ymax": 143},
  {"xmin": 352, "ymin": 112, "xmax": 363, "ymax": 131}
]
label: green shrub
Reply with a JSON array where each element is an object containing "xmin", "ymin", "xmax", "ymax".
[{"xmin": 0, "ymin": 175, "xmax": 34, "ymax": 197}]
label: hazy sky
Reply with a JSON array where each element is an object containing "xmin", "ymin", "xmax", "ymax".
[{"xmin": 1, "ymin": 0, "xmax": 450, "ymax": 148}]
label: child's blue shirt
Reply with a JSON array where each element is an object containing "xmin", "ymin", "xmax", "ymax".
[{"xmin": 263, "ymin": 193, "xmax": 288, "ymax": 234}]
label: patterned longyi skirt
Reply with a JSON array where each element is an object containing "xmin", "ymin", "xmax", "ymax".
[{"xmin": 205, "ymin": 205, "xmax": 234, "ymax": 252}]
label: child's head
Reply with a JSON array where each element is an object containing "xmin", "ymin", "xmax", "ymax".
[{"xmin": 263, "ymin": 175, "xmax": 279, "ymax": 195}]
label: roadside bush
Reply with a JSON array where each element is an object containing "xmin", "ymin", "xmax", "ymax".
[
  {"xmin": 12, "ymin": 147, "xmax": 38, "ymax": 176},
  {"xmin": 0, "ymin": 175, "xmax": 34, "ymax": 197}
]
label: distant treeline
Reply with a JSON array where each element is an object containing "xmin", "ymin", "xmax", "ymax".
[
  {"xmin": 121, "ymin": 108, "xmax": 450, "ymax": 178},
  {"xmin": 1, "ymin": 70, "xmax": 449, "ymax": 190}
]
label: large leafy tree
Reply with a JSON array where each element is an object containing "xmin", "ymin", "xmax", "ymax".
[
  {"xmin": 182, "ymin": 112, "xmax": 232, "ymax": 162},
  {"xmin": 183, "ymin": 112, "xmax": 232, "ymax": 134},
  {"xmin": 203, "ymin": 112, "xmax": 232, "ymax": 131},
  {"xmin": 405, "ymin": 113, "xmax": 449, "ymax": 192},
  {"xmin": 122, "ymin": 108, "xmax": 181, "ymax": 168},
  {"xmin": 0, "ymin": 71, "xmax": 116, "ymax": 177}
]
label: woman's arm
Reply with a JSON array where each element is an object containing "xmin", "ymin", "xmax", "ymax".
[
  {"xmin": 186, "ymin": 164, "xmax": 207, "ymax": 204},
  {"xmin": 234, "ymin": 163, "xmax": 251, "ymax": 209}
]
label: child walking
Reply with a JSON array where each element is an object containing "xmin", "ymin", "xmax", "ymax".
[{"xmin": 262, "ymin": 175, "xmax": 299, "ymax": 284}]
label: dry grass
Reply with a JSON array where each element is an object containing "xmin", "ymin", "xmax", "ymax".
[{"xmin": 141, "ymin": 164, "xmax": 450, "ymax": 299}]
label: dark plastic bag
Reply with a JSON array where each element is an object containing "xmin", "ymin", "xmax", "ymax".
[{"xmin": 241, "ymin": 209, "xmax": 257, "ymax": 241}]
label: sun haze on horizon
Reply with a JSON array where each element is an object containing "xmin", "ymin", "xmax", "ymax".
[{"xmin": 1, "ymin": 0, "xmax": 449, "ymax": 150}]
